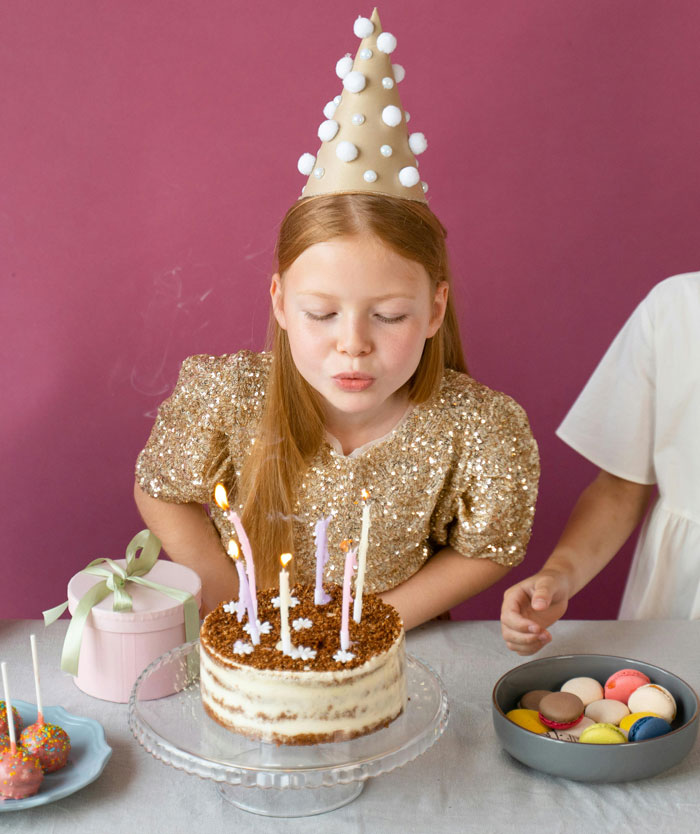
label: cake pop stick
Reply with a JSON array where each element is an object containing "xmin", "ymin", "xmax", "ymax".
[
  {"xmin": 0, "ymin": 663, "xmax": 16, "ymax": 753},
  {"xmin": 30, "ymin": 634, "xmax": 44, "ymax": 724}
]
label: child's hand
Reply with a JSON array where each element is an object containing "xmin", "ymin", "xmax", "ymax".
[{"xmin": 500, "ymin": 570, "xmax": 570, "ymax": 655}]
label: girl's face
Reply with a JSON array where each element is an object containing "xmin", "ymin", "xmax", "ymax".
[{"xmin": 271, "ymin": 234, "xmax": 448, "ymax": 438}]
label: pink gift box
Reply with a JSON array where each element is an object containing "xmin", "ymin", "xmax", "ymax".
[{"xmin": 67, "ymin": 559, "xmax": 201, "ymax": 703}]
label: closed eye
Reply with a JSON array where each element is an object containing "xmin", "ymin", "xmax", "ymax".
[
  {"xmin": 304, "ymin": 311, "xmax": 336, "ymax": 321},
  {"xmin": 375, "ymin": 313, "xmax": 408, "ymax": 324}
]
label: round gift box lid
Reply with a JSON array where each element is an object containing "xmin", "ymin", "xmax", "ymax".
[{"xmin": 68, "ymin": 559, "xmax": 202, "ymax": 633}]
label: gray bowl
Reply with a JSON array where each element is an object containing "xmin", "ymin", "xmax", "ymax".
[{"xmin": 492, "ymin": 654, "xmax": 699, "ymax": 782}]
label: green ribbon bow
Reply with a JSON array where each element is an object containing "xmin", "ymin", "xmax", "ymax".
[{"xmin": 43, "ymin": 530, "xmax": 200, "ymax": 676}]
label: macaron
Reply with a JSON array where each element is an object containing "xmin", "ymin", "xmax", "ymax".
[
  {"xmin": 518, "ymin": 690, "xmax": 552, "ymax": 711},
  {"xmin": 561, "ymin": 676, "xmax": 604, "ymax": 707},
  {"xmin": 619, "ymin": 711, "xmax": 661, "ymax": 733},
  {"xmin": 538, "ymin": 692, "xmax": 585, "ymax": 730},
  {"xmin": 545, "ymin": 716, "xmax": 595, "ymax": 742},
  {"xmin": 627, "ymin": 684, "xmax": 677, "ymax": 723},
  {"xmin": 506, "ymin": 708, "xmax": 549, "ymax": 734},
  {"xmin": 584, "ymin": 698, "xmax": 630, "ymax": 726},
  {"xmin": 627, "ymin": 715, "xmax": 673, "ymax": 742},
  {"xmin": 579, "ymin": 722, "xmax": 627, "ymax": 745},
  {"xmin": 604, "ymin": 668, "xmax": 650, "ymax": 704}
]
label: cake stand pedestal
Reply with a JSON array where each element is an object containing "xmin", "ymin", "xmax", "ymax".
[{"xmin": 128, "ymin": 641, "xmax": 449, "ymax": 818}]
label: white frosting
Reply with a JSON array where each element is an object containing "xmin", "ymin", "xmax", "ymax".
[{"xmin": 200, "ymin": 633, "xmax": 406, "ymax": 743}]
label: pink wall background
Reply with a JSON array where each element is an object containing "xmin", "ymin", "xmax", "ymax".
[{"xmin": 2, "ymin": 0, "xmax": 699, "ymax": 621}]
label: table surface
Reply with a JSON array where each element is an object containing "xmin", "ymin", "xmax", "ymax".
[{"xmin": 1, "ymin": 618, "xmax": 699, "ymax": 833}]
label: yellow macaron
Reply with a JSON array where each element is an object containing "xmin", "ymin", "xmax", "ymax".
[
  {"xmin": 579, "ymin": 722, "xmax": 627, "ymax": 744},
  {"xmin": 506, "ymin": 708, "xmax": 549, "ymax": 734},
  {"xmin": 619, "ymin": 711, "xmax": 661, "ymax": 732}
]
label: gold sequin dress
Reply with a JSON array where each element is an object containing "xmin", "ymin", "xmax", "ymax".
[{"xmin": 135, "ymin": 351, "xmax": 539, "ymax": 592}]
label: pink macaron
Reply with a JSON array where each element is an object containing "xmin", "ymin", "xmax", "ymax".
[{"xmin": 604, "ymin": 668, "xmax": 650, "ymax": 705}]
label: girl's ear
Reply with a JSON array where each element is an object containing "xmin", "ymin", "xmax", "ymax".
[
  {"xmin": 270, "ymin": 273, "xmax": 287, "ymax": 329},
  {"xmin": 426, "ymin": 282, "xmax": 449, "ymax": 338}
]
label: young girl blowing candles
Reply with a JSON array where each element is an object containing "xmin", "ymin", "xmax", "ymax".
[{"xmin": 134, "ymin": 10, "xmax": 539, "ymax": 628}]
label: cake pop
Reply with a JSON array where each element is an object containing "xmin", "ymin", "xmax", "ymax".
[
  {"xmin": 18, "ymin": 635, "xmax": 71, "ymax": 773},
  {"xmin": 0, "ymin": 662, "xmax": 43, "ymax": 800},
  {"xmin": 0, "ymin": 701, "xmax": 24, "ymax": 737}
]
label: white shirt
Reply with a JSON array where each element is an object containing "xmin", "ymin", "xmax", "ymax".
[{"xmin": 557, "ymin": 272, "xmax": 700, "ymax": 619}]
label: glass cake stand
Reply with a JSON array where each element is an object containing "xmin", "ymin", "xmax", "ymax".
[{"xmin": 128, "ymin": 641, "xmax": 449, "ymax": 817}]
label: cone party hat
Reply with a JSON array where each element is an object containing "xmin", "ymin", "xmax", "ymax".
[{"xmin": 298, "ymin": 9, "xmax": 428, "ymax": 203}]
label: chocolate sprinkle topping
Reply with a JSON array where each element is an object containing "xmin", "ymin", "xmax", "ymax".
[{"xmin": 201, "ymin": 584, "xmax": 403, "ymax": 671}]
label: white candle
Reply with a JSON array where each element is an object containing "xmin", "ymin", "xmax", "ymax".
[
  {"xmin": 314, "ymin": 515, "xmax": 332, "ymax": 605},
  {"xmin": 341, "ymin": 547, "xmax": 357, "ymax": 651},
  {"xmin": 30, "ymin": 634, "xmax": 44, "ymax": 724},
  {"xmin": 353, "ymin": 491, "xmax": 371, "ymax": 623},
  {"xmin": 1, "ymin": 662, "xmax": 17, "ymax": 751},
  {"xmin": 279, "ymin": 553, "xmax": 293, "ymax": 655}
]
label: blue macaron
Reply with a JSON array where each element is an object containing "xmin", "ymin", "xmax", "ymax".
[{"xmin": 627, "ymin": 715, "xmax": 672, "ymax": 742}]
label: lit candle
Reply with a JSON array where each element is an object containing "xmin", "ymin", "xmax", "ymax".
[
  {"xmin": 353, "ymin": 490, "xmax": 371, "ymax": 623},
  {"xmin": 341, "ymin": 547, "xmax": 357, "ymax": 651},
  {"xmin": 279, "ymin": 553, "xmax": 293, "ymax": 655},
  {"xmin": 30, "ymin": 634, "xmax": 44, "ymax": 724},
  {"xmin": 227, "ymin": 540, "xmax": 258, "ymax": 642},
  {"xmin": 314, "ymin": 515, "xmax": 332, "ymax": 605},
  {"xmin": 215, "ymin": 483, "xmax": 257, "ymax": 621}
]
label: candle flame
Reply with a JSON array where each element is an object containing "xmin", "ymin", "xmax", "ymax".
[
  {"xmin": 227, "ymin": 539, "xmax": 240, "ymax": 560},
  {"xmin": 339, "ymin": 538, "xmax": 353, "ymax": 553},
  {"xmin": 361, "ymin": 488, "xmax": 370, "ymax": 501},
  {"xmin": 214, "ymin": 483, "xmax": 229, "ymax": 511},
  {"xmin": 280, "ymin": 552, "xmax": 293, "ymax": 568}
]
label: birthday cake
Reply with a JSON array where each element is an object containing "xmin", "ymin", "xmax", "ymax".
[{"xmin": 199, "ymin": 584, "xmax": 406, "ymax": 745}]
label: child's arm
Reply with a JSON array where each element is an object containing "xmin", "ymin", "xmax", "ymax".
[
  {"xmin": 500, "ymin": 470, "xmax": 654, "ymax": 655},
  {"xmin": 381, "ymin": 548, "xmax": 512, "ymax": 630},
  {"xmin": 134, "ymin": 482, "xmax": 239, "ymax": 615}
]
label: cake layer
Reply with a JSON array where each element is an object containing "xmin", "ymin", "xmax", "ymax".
[{"xmin": 201, "ymin": 632, "xmax": 406, "ymax": 744}]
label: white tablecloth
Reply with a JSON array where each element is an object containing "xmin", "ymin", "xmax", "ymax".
[{"xmin": 1, "ymin": 618, "xmax": 698, "ymax": 832}]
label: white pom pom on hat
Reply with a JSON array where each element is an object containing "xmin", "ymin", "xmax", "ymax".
[
  {"xmin": 323, "ymin": 100, "xmax": 338, "ymax": 119},
  {"xmin": 392, "ymin": 63, "xmax": 405, "ymax": 82},
  {"xmin": 335, "ymin": 54, "xmax": 353, "ymax": 79},
  {"xmin": 398, "ymin": 166, "xmax": 420, "ymax": 187},
  {"xmin": 336, "ymin": 141, "xmax": 359, "ymax": 162},
  {"xmin": 318, "ymin": 120, "xmax": 339, "ymax": 142},
  {"xmin": 353, "ymin": 16, "xmax": 374, "ymax": 38},
  {"xmin": 408, "ymin": 132, "xmax": 428, "ymax": 154},
  {"xmin": 297, "ymin": 153, "xmax": 316, "ymax": 175},
  {"xmin": 377, "ymin": 32, "xmax": 397, "ymax": 54},
  {"xmin": 343, "ymin": 71, "xmax": 367, "ymax": 93},
  {"xmin": 381, "ymin": 105, "xmax": 402, "ymax": 127}
]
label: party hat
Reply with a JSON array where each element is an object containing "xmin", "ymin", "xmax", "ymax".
[{"xmin": 297, "ymin": 9, "xmax": 428, "ymax": 203}]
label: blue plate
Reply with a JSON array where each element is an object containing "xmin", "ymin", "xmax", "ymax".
[{"xmin": 1, "ymin": 700, "xmax": 112, "ymax": 811}]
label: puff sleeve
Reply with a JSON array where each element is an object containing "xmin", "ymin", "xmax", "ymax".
[
  {"xmin": 135, "ymin": 354, "xmax": 234, "ymax": 503},
  {"xmin": 433, "ymin": 390, "xmax": 539, "ymax": 567}
]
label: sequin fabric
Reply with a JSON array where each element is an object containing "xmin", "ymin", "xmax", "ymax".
[{"xmin": 135, "ymin": 351, "xmax": 539, "ymax": 592}]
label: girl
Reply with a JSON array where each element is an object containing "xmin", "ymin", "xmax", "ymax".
[
  {"xmin": 135, "ymin": 193, "xmax": 539, "ymax": 627},
  {"xmin": 134, "ymin": 11, "xmax": 539, "ymax": 628},
  {"xmin": 501, "ymin": 273, "xmax": 700, "ymax": 654}
]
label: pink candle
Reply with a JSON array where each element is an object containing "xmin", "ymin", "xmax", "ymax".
[
  {"xmin": 227, "ymin": 540, "xmax": 259, "ymax": 644},
  {"xmin": 340, "ymin": 547, "xmax": 357, "ymax": 652},
  {"xmin": 314, "ymin": 516, "xmax": 332, "ymax": 606},
  {"xmin": 214, "ymin": 484, "xmax": 257, "ymax": 621},
  {"xmin": 229, "ymin": 511, "xmax": 257, "ymax": 621}
]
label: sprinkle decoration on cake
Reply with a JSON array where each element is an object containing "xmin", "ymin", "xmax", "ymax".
[{"xmin": 200, "ymin": 583, "xmax": 407, "ymax": 745}]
